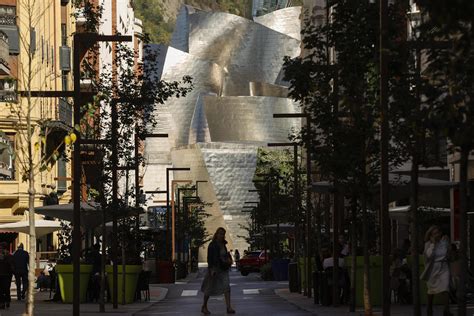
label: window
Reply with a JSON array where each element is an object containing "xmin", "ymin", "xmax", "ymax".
[{"xmin": 0, "ymin": 131, "xmax": 15, "ymax": 180}]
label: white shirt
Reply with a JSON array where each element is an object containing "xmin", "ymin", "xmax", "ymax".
[{"xmin": 323, "ymin": 257, "xmax": 345, "ymax": 269}]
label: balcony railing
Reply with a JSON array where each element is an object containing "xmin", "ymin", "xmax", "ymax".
[
  {"xmin": 0, "ymin": 6, "xmax": 16, "ymax": 26},
  {"xmin": 0, "ymin": 31, "xmax": 9, "ymax": 72},
  {"xmin": 0, "ymin": 79, "xmax": 17, "ymax": 102},
  {"xmin": 58, "ymin": 98, "xmax": 72, "ymax": 126}
]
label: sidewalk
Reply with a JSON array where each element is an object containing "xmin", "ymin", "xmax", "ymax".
[
  {"xmin": 275, "ymin": 288, "xmax": 462, "ymax": 316},
  {"xmin": 3, "ymin": 285, "xmax": 168, "ymax": 316}
]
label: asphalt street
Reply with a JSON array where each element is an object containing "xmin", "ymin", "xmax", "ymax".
[{"xmin": 136, "ymin": 269, "xmax": 314, "ymax": 316}]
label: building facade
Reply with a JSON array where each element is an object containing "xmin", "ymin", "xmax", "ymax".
[{"xmin": 0, "ymin": 0, "xmax": 75, "ymax": 250}]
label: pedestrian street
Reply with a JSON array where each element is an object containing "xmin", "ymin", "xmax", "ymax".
[{"xmin": 136, "ymin": 269, "xmax": 313, "ymax": 316}]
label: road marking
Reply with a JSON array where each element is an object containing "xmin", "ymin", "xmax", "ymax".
[
  {"xmin": 175, "ymin": 281, "xmax": 187, "ymax": 284},
  {"xmin": 230, "ymin": 283, "xmax": 237, "ymax": 286},
  {"xmin": 243, "ymin": 289, "xmax": 260, "ymax": 294},
  {"xmin": 181, "ymin": 290, "xmax": 198, "ymax": 296}
]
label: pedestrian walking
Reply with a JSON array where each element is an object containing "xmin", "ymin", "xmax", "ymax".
[
  {"xmin": 0, "ymin": 242, "xmax": 14, "ymax": 309},
  {"xmin": 13, "ymin": 243, "xmax": 29, "ymax": 301},
  {"xmin": 200, "ymin": 227, "xmax": 235, "ymax": 314},
  {"xmin": 421, "ymin": 225, "xmax": 452, "ymax": 316},
  {"xmin": 234, "ymin": 249, "xmax": 240, "ymax": 271}
]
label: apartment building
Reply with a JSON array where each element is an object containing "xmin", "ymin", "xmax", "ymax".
[{"xmin": 0, "ymin": 0, "xmax": 74, "ymax": 250}]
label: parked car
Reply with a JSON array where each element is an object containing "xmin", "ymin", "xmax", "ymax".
[{"xmin": 238, "ymin": 250, "xmax": 269, "ymax": 276}]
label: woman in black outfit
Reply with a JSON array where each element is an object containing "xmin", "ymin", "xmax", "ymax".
[{"xmin": 201, "ymin": 227, "xmax": 235, "ymax": 314}]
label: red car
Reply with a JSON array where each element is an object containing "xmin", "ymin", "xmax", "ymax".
[{"xmin": 238, "ymin": 250, "xmax": 269, "ymax": 276}]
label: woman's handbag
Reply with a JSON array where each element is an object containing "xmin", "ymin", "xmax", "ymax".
[{"xmin": 220, "ymin": 252, "xmax": 233, "ymax": 271}]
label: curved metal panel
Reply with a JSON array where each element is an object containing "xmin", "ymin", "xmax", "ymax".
[
  {"xmin": 186, "ymin": 10, "xmax": 301, "ymax": 96},
  {"xmin": 249, "ymin": 81, "xmax": 289, "ymax": 98},
  {"xmin": 253, "ymin": 6, "xmax": 302, "ymax": 41},
  {"xmin": 204, "ymin": 96, "xmax": 301, "ymax": 144},
  {"xmin": 188, "ymin": 92, "xmax": 214, "ymax": 144},
  {"xmin": 154, "ymin": 46, "xmax": 225, "ymax": 147}
]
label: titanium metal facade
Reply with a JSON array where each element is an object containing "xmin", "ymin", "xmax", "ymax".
[{"xmin": 144, "ymin": 5, "xmax": 302, "ymax": 258}]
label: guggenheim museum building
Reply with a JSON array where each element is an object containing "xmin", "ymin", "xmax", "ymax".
[{"xmin": 143, "ymin": 5, "xmax": 303, "ymax": 260}]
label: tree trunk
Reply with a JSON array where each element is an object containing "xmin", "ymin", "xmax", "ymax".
[
  {"xmin": 25, "ymin": 2, "xmax": 36, "ymax": 313},
  {"xmin": 410, "ymin": 155, "xmax": 421, "ymax": 316},
  {"xmin": 350, "ymin": 196, "xmax": 357, "ymax": 312},
  {"xmin": 457, "ymin": 147, "xmax": 469, "ymax": 316},
  {"xmin": 361, "ymin": 192, "xmax": 373, "ymax": 316},
  {"xmin": 27, "ymin": 184, "xmax": 36, "ymax": 315}
]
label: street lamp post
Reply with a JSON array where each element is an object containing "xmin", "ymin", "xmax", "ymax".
[
  {"xmin": 268, "ymin": 142, "xmax": 300, "ymax": 258},
  {"xmin": 166, "ymin": 167, "xmax": 191, "ymax": 260},
  {"xmin": 256, "ymin": 173, "xmax": 282, "ymax": 258},
  {"xmin": 171, "ymin": 179, "xmax": 192, "ymax": 261},
  {"xmin": 73, "ymin": 33, "xmax": 132, "ymax": 314},
  {"xmin": 135, "ymin": 133, "xmax": 168, "ymax": 257},
  {"xmin": 244, "ymin": 201, "xmax": 260, "ymax": 250},
  {"xmin": 195, "ymin": 180, "xmax": 208, "ymax": 197},
  {"xmin": 273, "ymin": 113, "xmax": 312, "ymax": 297},
  {"xmin": 380, "ymin": 0, "xmax": 391, "ymax": 314},
  {"xmin": 177, "ymin": 187, "xmax": 197, "ymax": 262}
]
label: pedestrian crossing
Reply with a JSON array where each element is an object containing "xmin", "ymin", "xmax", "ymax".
[{"xmin": 181, "ymin": 288, "xmax": 262, "ymax": 296}]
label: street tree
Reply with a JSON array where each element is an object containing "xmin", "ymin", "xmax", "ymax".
[
  {"xmin": 284, "ymin": 0, "xmax": 407, "ymax": 312},
  {"xmin": 68, "ymin": 0, "xmax": 193, "ymax": 309},
  {"xmin": 417, "ymin": 2, "xmax": 474, "ymax": 314}
]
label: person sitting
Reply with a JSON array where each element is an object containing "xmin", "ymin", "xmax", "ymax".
[
  {"xmin": 321, "ymin": 247, "xmax": 349, "ymax": 305},
  {"xmin": 36, "ymin": 271, "xmax": 50, "ymax": 291},
  {"xmin": 322, "ymin": 248, "xmax": 345, "ymax": 270}
]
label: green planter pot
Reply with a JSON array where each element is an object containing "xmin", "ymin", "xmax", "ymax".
[
  {"xmin": 106, "ymin": 265, "xmax": 142, "ymax": 304},
  {"xmin": 297, "ymin": 257, "xmax": 315, "ymax": 291},
  {"xmin": 56, "ymin": 264, "xmax": 93, "ymax": 303},
  {"xmin": 344, "ymin": 256, "xmax": 382, "ymax": 307}
]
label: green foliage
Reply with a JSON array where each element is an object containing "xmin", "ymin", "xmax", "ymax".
[
  {"xmin": 284, "ymin": 0, "xmax": 384, "ymax": 196},
  {"xmin": 56, "ymin": 221, "xmax": 73, "ymax": 264},
  {"xmin": 420, "ymin": 1, "xmax": 474, "ymax": 152},
  {"xmin": 175, "ymin": 186, "xmax": 211, "ymax": 251},
  {"xmin": 133, "ymin": 0, "xmax": 253, "ymax": 44}
]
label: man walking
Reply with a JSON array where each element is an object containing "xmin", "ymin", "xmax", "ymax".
[
  {"xmin": 0, "ymin": 242, "xmax": 14, "ymax": 309},
  {"xmin": 13, "ymin": 243, "xmax": 29, "ymax": 300}
]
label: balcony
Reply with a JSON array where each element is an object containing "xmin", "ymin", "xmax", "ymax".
[
  {"xmin": 0, "ymin": 31, "xmax": 9, "ymax": 75},
  {"xmin": 0, "ymin": 5, "xmax": 19, "ymax": 55},
  {"xmin": 0, "ymin": 78, "xmax": 17, "ymax": 102},
  {"xmin": 58, "ymin": 98, "xmax": 72, "ymax": 126},
  {"xmin": 0, "ymin": 5, "xmax": 16, "ymax": 26}
]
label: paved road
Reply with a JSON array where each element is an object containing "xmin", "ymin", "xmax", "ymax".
[{"xmin": 136, "ymin": 269, "xmax": 314, "ymax": 316}]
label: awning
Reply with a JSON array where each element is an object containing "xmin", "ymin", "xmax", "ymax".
[
  {"xmin": 389, "ymin": 205, "xmax": 450, "ymax": 224},
  {"xmin": 35, "ymin": 202, "xmax": 144, "ymax": 229},
  {"xmin": 0, "ymin": 219, "xmax": 61, "ymax": 237},
  {"xmin": 35, "ymin": 202, "xmax": 102, "ymax": 228},
  {"xmin": 310, "ymin": 173, "xmax": 457, "ymax": 206},
  {"xmin": 263, "ymin": 223, "xmax": 294, "ymax": 232}
]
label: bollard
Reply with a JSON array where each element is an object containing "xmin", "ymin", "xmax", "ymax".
[{"xmin": 288, "ymin": 262, "xmax": 299, "ymax": 292}]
